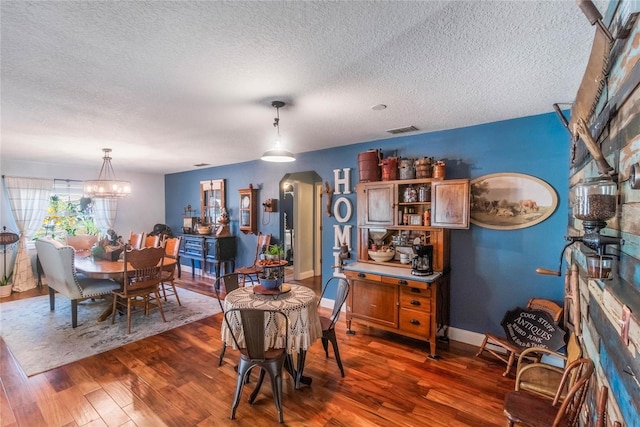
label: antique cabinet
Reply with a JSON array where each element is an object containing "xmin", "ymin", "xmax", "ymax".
[
  {"xmin": 239, "ymin": 186, "xmax": 258, "ymax": 234},
  {"xmin": 345, "ymin": 176, "xmax": 467, "ymax": 358},
  {"xmin": 344, "ymin": 264, "xmax": 449, "ymax": 358},
  {"xmin": 178, "ymin": 234, "xmax": 236, "ymax": 278}
]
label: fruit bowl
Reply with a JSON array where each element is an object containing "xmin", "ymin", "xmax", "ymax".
[{"xmin": 368, "ymin": 248, "xmax": 395, "ymax": 262}]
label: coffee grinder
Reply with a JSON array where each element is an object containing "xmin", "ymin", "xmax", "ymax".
[{"xmin": 412, "ymin": 244, "xmax": 434, "ymax": 276}]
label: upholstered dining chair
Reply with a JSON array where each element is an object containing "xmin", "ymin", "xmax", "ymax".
[
  {"xmin": 476, "ymin": 297, "xmax": 564, "ymax": 376},
  {"xmin": 35, "ymin": 237, "xmax": 120, "ymax": 328},
  {"xmin": 159, "ymin": 236, "xmax": 182, "ymax": 305},
  {"xmin": 128, "ymin": 231, "xmax": 145, "ymax": 250},
  {"xmin": 225, "ymin": 308, "xmax": 288, "ymax": 423},
  {"xmin": 111, "ymin": 246, "xmax": 166, "ymax": 334},
  {"xmin": 144, "ymin": 234, "xmax": 161, "ymax": 248},
  {"xmin": 236, "ymin": 232, "xmax": 271, "ymax": 286},
  {"xmin": 214, "ymin": 273, "xmax": 240, "ymax": 366},
  {"xmin": 503, "ymin": 357, "xmax": 594, "ymax": 427},
  {"xmin": 317, "ymin": 276, "xmax": 350, "ymax": 377}
]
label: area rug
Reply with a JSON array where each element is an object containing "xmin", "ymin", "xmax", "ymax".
[{"xmin": 0, "ymin": 289, "xmax": 221, "ymax": 376}]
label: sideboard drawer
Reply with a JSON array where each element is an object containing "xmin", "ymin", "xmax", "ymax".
[
  {"xmin": 345, "ymin": 270, "xmax": 381, "ymax": 282},
  {"xmin": 399, "ymin": 308, "xmax": 431, "ymax": 338},
  {"xmin": 399, "ymin": 290, "xmax": 431, "ymax": 313},
  {"xmin": 382, "ymin": 275, "xmax": 428, "ymax": 290}
]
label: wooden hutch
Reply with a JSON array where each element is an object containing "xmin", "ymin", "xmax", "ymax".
[{"xmin": 343, "ymin": 177, "xmax": 469, "ymax": 358}]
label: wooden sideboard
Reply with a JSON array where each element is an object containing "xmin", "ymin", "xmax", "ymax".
[
  {"xmin": 178, "ymin": 234, "xmax": 236, "ymax": 278},
  {"xmin": 343, "ymin": 263, "xmax": 448, "ymax": 358}
]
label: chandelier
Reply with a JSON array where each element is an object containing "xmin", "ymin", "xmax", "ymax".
[
  {"xmin": 261, "ymin": 101, "xmax": 296, "ymax": 162},
  {"xmin": 83, "ymin": 148, "xmax": 132, "ymax": 198}
]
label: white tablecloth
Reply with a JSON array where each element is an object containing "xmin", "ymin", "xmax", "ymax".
[{"xmin": 221, "ymin": 284, "xmax": 322, "ymax": 354}]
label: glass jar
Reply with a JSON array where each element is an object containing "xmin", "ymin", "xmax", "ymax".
[{"xmin": 573, "ymin": 176, "xmax": 617, "ymax": 222}]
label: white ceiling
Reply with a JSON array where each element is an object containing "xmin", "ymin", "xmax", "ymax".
[{"xmin": 1, "ymin": 1, "xmax": 608, "ymax": 175}]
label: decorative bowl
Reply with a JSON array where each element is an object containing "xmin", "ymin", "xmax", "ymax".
[
  {"xmin": 368, "ymin": 249, "xmax": 395, "ymax": 262},
  {"xmin": 260, "ymin": 278, "xmax": 281, "ymax": 290},
  {"xmin": 196, "ymin": 225, "xmax": 212, "ymax": 235}
]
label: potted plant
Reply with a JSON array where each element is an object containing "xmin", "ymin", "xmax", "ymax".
[
  {"xmin": 259, "ymin": 269, "xmax": 281, "ymax": 290},
  {"xmin": 265, "ymin": 244, "xmax": 284, "ymax": 261},
  {"xmin": 0, "ymin": 271, "xmax": 13, "ymax": 298}
]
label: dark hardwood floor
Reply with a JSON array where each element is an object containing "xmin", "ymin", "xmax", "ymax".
[{"xmin": 0, "ymin": 274, "xmax": 515, "ymax": 426}]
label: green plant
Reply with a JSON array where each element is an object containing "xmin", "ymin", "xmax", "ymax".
[
  {"xmin": 1, "ymin": 271, "xmax": 13, "ymax": 287},
  {"xmin": 267, "ymin": 244, "xmax": 284, "ymax": 256}
]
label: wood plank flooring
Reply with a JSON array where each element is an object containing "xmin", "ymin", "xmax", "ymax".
[{"xmin": 1, "ymin": 275, "xmax": 515, "ymax": 426}]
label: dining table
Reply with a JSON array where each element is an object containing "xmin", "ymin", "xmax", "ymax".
[
  {"xmin": 74, "ymin": 254, "xmax": 177, "ymax": 321},
  {"xmin": 221, "ymin": 283, "xmax": 322, "ymax": 389}
]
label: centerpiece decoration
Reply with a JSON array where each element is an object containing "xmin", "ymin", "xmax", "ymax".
[{"xmin": 91, "ymin": 229, "xmax": 125, "ymax": 261}]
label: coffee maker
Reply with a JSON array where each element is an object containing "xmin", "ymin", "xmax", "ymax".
[{"xmin": 412, "ymin": 244, "xmax": 434, "ymax": 276}]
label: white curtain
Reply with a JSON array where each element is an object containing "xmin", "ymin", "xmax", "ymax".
[
  {"xmin": 4, "ymin": 177, "xmax": 53, "ymax": 292},
  {"xmin": 92, "ymin": 198, "xmax": 118, "ymax": 233}
]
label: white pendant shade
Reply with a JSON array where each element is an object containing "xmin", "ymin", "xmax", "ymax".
[{"xmin": 261, "ymin": 101, "xmax": 295, "ymax": 163}]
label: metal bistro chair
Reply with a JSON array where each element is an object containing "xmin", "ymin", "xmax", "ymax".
[
  {"xmin": 214, "ymin": 273, "xmax": 240, "ymax": 366},
  {"xmin": 503, "ymin": 357, "xmax": 595, "ymax": 427},
  {"xmin": 225, "ymin": 308, "xmax": 288, "ymax": 423},
  {"xmin": 318, "ymin": 276, "xmax": 350, "ymax": 377}
]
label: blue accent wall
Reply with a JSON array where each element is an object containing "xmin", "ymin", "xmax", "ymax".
[{"xmin": 165, "ymin": 111, "xmax": 569, "ymax": 335}]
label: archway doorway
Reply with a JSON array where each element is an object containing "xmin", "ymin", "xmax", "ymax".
[{"xmin": 279, "ymin": 171, "xmax": 322, "ymax": 281}]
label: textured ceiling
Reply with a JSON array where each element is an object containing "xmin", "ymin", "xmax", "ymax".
[{"xmin": 1, "ymin": 1, "xmax": 608, "ymax": 175}]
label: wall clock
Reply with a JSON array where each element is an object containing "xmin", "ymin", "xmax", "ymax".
[{"xmin": 239, "ymin": 185, "xmax": 258, "ymax": 234}]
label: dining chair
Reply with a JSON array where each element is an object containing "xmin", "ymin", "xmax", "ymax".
[
  {"xmin": 236, "ymin": 232, "xmax": 271, "ymax": 286},
  {"xmin": 503, "ymin": 357, "xmax": 594, "ymax": 427},
  {"xmin": 317, "ymin": 276, "xmax": 350, "ymax": 377},
  {"xmin": 128, "ymin": 231, "xmax": 145, "ymax": 250},
  {"xmin": 476, "ymin": 297, "xmax": 564, "ymax": 376},
  {"xmin": 144, "ymin": 234, "xmax": 161, "ymax": 248},
  {"xmin": 111, "ymin": 246, "xmax": 166, "ymax": 334},
  {"xmin": 225, "ymin": 308, "xmax": 288, "ymax": 423},
  {"xmin": 515, "ymin": 332, "xmax": 582, "ymax": 399},
  {"xmin": 214, "ymin": 273, "xmax": 240, "ymax": 366},
  {"xmin": 35, "ymin": 237, "xmax": 121, "ymax": 328},
  {"xmin": 159, "ymin": 236, "xmax": 182, "ymax": 305}
]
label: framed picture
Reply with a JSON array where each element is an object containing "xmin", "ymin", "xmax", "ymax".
[{"xmin": 470, "ymin": 173, "xmax": 558, "ymax": 230}]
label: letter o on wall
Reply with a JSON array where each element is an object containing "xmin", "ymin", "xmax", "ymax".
[{"xmin": 333, "ymin": 196, "xmax": 352, "ymax": 223}]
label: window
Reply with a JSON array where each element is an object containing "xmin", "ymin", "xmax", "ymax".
[{"xmin": 33, "ymin": 180, "xmax": 99, "ymax": 241}]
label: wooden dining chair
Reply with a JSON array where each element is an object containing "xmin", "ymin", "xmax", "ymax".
[
  {"xmin": 515, "ymin": 332, "xmax": 582, "ymax": 399},
  {"xmin": 503, "ymin": 357, "xmax": 594, "ymax": 427},
  {"xmin": 317, "ymin": 276, "xmax": 350, "ymax": 377},
  {"xmin": 159, "ymin": 236, "xmax": 182, "ymax": 305},
  {"xmin": 236, "ymin": 232, "xmax": 271, "ymax": 286},
  {"xmin": 225, "ymin": 308, "xmax": 288, "ymax": 423},
  {"xmin": 476, "ymin": 297, "xmax": 564, "ymax": 376},
  {"xmin": 128, "ymin": 231, "xmax": 145, "ymax": 250},
  {"xmin": 111, "ymin": 246, "xmax": 166, "ymax": 334},
  {"xmin": 144, "ymin": 234, "xmax": 161, "ymax": 248},
  {"xmin": 214, "ymin": 273, "xmax": 240, "ymax": 366}
]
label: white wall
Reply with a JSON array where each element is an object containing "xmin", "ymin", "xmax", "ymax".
[{"xmin": 1, "ymin": 159, "xmax": 165, "ymax": 237}]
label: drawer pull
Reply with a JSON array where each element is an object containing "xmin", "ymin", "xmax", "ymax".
[
  {"xmin": 410, "ymin": 299, "xmax": 421, "ymax": 306},
  {"xmin": 398, "ymin": 279, "xmax": 408, "ymax": 285},
  {"xmin": 411, "ymin": 288, "xmax": 421, "ymax": 293},
  {"xmin": 358, "ymin": 273, "xmax": 366, "ymax": 278},
  {"xmin": 410, "ymin": 319, "xmax": 420, "ymax": 325}
]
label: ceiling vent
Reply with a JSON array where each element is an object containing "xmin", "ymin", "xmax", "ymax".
[
  {"xmin": 386, "ymin": 125, "xmax": 418, "ymax": 135},
  {"xmin": 194, "ymin": 163, "xmax": 211, "ymax": 167}
]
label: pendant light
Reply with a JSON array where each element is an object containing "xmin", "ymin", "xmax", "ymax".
[
  {"xmin": 83, "ymin": 148, "xmax": 132, "ymax": 198},
  {"xmin": 261, "ymin": 101, "xmax": 296, "ymax": 162}
]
